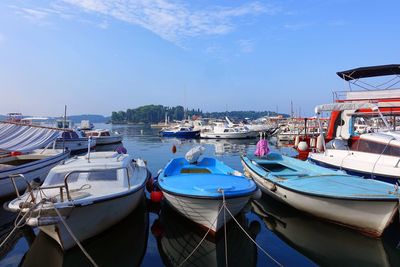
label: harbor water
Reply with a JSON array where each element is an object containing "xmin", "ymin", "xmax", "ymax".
[{"xmin": 1, "ymin": 124, "xmax": 400, "ymax": 267}]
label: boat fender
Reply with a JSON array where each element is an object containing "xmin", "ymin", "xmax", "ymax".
[
  {"xmin": 150, "ymin": 191, "xmax": 163, "ymax": 203},
  {"xmin": 116, "ymin": 146, "xmax": 127, "ymax": 154},
  {"xmin": 310, "ymin": 137, "xmax": 316, "ymax": 148},
  {"xmin": 294, "ymin": 136, "xmax": 300, "ymax": 147},
  {"xmin": 316, "ymin": 135, "xmax": 324, "ymax": 152},
  {"xmin": 11, "ymin": 151, "xmax": 22, "ymax": 156},
  {"xmin": 151, "ymin": 219, "xmax": 164, "ymax": 237},
  {"xmin": 252, "ymin": 189, "xmax": 262, "ymax": 199},
  {"xmin": 297, "ymin": 141, "xmax": 308, "ymax": 151}
]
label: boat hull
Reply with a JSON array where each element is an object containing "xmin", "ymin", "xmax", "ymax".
[
  {"xmin": 308, "ymin": 156, "xmax": 399, "ymax": 184},
  {"xmin": 55, "ymin": 139, "xmax": 96, "ymax": 152},
  {"xmin": 39, "ymin": 186, "xmax": 145, "ymax": 250},
  {"xmin": 242, "ymin": 158, "xmax": 398, "ymax": 237},
  {"xmin": 94, "ymin": 135, "xmax": 123, "ymax": 145},
  {"xmin": 162, "ymin": 192, "xmax": 250, "ymax": 232},
  {"xmin": 160, "ymin": 131, "xmax": 200, "ymax": 138},
  {"xmin": 0, "ymin": 151, "xmax": 69, "ymax": 198},
  {"xmin": 200, "ymin": 132, "xmax": 255, "ymax": 139}
]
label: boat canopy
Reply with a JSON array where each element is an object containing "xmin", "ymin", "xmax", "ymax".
[
  {"xmin": 314, "ymin": 103, "xmax": 378, "ymax": 114},
  {"xmin": 0, "ymin": 122, "xmax": 62, "ymax": 152},
  {"xmin": 337, "ymin": 64, "xmax": 400, "ymax": 81}
]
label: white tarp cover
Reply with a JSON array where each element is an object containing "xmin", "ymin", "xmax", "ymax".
[
  {"xmin": 314, "ymin": 103, "xmax": 378, "ymax": 114},
  {"xmin": 0, "ymin": 123, "xmax": 61, "ymax": 152}
]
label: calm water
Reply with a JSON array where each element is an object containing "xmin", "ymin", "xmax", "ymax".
[{"xmin": 1, "ymin": 123, "xmax": 400, "ymax": 267}]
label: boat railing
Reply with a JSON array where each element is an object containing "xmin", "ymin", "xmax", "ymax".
[
  {"xmin": 10, "ymin": 167, "xmax": 131, "ymax": 203},
  {"xmin": 63, "ymin": 167, "xmax": 130, "ymax": 201},
  {"xmin": 9, "ymin": 174, "xmax": 36, "ymax": 201}
]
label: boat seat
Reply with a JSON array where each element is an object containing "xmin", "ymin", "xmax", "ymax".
[
  {"xmin": 270, "ymin": 172, "xmax": 307, "ymax": 177},
  {"xmin": 180, "ymin": 168, "xmax": 211, "ymax": 174}
]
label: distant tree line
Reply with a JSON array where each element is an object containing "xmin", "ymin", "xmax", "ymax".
[{"xmin": 111, "ymin": 105, "xmax": 287, "ymax": 124}]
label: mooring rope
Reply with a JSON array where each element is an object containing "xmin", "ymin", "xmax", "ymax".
[
  {"xmin": 51, "ymin": 203, "xmax": 98, "ymax": 267},
  {"xmin": 224, "ymin": 205, "xmax": 283, "ymax": 267},
  {"xmin": 178, "ymin": 204, "xmax": 225, "ymax": 267},
  {"xmin": 178, "ymin": 190, "xmax": 283, "ymax": 267}
]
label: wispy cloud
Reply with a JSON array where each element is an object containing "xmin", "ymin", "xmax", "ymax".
[
  {"xmin": 60, "ymin": 0, "xmax": 274, "ymax": 44},
  {"xmin": 284, "ymin": 22, "xmax": 312, "ymax": 31},
  {"xmin": 237, "ymin": 39, "xmax": 254, "ymax": 53}
]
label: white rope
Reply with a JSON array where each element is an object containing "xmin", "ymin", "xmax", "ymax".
[
  {"xmin": 178, "ymin": 204, "xmax": 225, "ymax": 267},
  {"xmin": 221, "ymin": 190, "xmax": 228, "ymax": 267},
  {"xmin": 0, "ymin": 209, "xmax": 32, "ymax": 248},
  {"xmin": 51, "ymin": 204, "xmax": 98, "ymax": 267}
]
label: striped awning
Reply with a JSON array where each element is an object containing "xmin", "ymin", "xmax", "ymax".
[{"xmin": 0, "ymin": 122, "xmax": 62, "ymax": 152}]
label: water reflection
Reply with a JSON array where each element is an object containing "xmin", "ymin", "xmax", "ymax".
[
  {"xmin": 20, "ymin": 198, "xmax": 149, "ymax": 267},
  {"xmin": 151, "ymin": 204, "xmax": 259, "ymax": 267},
  {"xmin": 251, "ymin": 196, "xmax": 400, "ymax": 267},
  {"xmin": 199, "ymin": 139, "xmax": 257, "ymax": 156}
]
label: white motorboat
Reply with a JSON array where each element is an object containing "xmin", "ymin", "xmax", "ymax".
[
  {"xmin": 309, "ymin": 64, "xmax": 400, "ymax": 184},
  {"xmin": 0, "ymin": 149, "xmax": 69, "ymax": 198},
  {"xmin": 7, "ymin": 151, "xmax": 149, "ymax": 250},
  {"xmin": 84, "ymin": 129, "xmax": 123, "ymax": 145},
  {"xmin": 54, "ymin": 130, "xmax": 96, "ymax": 153},
  {"xmin": 200, "ymin": 123, "xmax": 255, "ymax": 139}
]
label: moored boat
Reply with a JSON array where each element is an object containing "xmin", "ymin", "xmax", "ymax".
[
  {"xmin": 7, "ymin": 151, "xmax": 149, "ymax": 250},
  {"xmin": 158, "ymin": 148, "xmax": 257, "ymax": 232},
  {"xmin": 241, "ymin": 153, "xmax": 399, "ymax": 237},
  {"xmin": 0, "ymin": 122, "xmax": 70, "ymax": 198},
  {"xmin": 84, "ymin": 129, "xmax": 123, "ymax": 145},
  {"xmin": 160, "ymin": 126, "xmax": 200, "ymax": 138}
]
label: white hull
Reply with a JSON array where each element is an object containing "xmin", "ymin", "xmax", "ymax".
[
  {"xmin": 94, "ymin": 135, "xmax": 122, "ymax": 145},
  {"xmin": 0, "ymin": 151, "xmax": 69, "ymax": 198},
  {"xmin": 162, "ymin": 192, "xmax": 250, "ymax": 232},
  {"xmin": 55, "ymin": 139, "xmax": 96, "ymax": 152},
  {"xmin": 243, "ymin": 161, "xmax": 398, "ymax": 237},
  {"xmin": 200, "ymin": 132, "xmax": 254, "ymax": 139},
  {"xmin": 39, "ymin": 187, "xmax": 145, "ymax": 250},
  {"xmin": 309, "ymin": 149, "xmax": 400, "ymax": 180}
]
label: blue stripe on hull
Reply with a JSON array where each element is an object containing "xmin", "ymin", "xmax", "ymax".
[
  {"xmin": 160, "ymin": 131, "xmax": 200, "ymax": 138},
  {"xmin": 308, "ymin": 158, "xmax": 398, "ymax": 184}
]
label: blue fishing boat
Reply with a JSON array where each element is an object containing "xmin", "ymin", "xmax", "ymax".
[
  {"xmin": 160, "ymin": 126, "xmax": 200, "ymax": 138},
  {"xmin": 241, "ymin": 153, "xmax": 399, "ymax": 237},
  {"xmin": 158, "ymin": 149, "xmax": 257, "ymax": 232}
]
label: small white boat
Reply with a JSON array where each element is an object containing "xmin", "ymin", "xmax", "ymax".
[
  {"xmin": 84, "ymin": 129, "xmax": 123, "ymax": 145},
  {"xmin": 7, "ymin": 151, "xmax": 149, "ymax": 250},
  {"xmin": 54, "ymin": 130, "xmax": 96, "ymax": 153},
  {"xmin": 0, "ymin": 149, "xmax": 69, "ymax": 198},
  {"xmin": 158, "ymin": 148, "xmax": 257, "ymax": 232},
  {"xmin": 0, "ymin": 122, "xmax": 70, "ymax": 198},
  {"xmin": 200, "ymin": 123, "xmax": 255, "ymax": 139}
]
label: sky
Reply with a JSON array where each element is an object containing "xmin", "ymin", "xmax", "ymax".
[{"xmin": 0, "ymin": 0, "xmax": 399, "ymax": 117}]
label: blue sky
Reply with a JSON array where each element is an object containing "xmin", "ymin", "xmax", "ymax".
[{"xmin": 1, "ymin": 0, "xmax": 399, "ymax": 117}]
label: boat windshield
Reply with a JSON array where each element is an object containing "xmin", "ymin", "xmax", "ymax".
[{"xmin": 45, "ymin": 169, "xmax": 119, "ymax": 186}]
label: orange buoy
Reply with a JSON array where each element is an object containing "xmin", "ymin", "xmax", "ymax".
[
  {"xmin": 172, "ymin": 145, "xmax": 177, "ymax": 154},
  {"xmin": 150, "ymin": 191, "xmax": 163, "ymax": 203}
]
